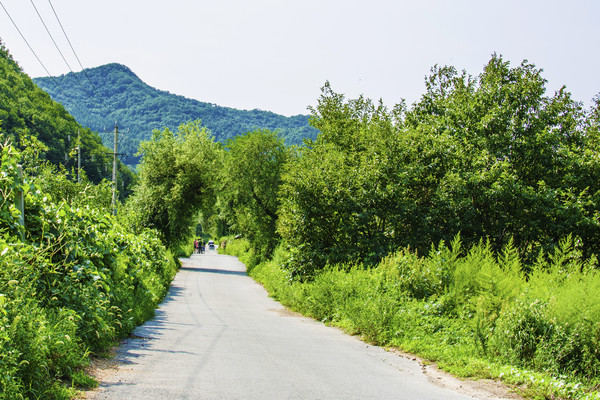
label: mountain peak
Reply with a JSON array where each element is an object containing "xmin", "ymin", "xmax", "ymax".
[
  {"xmin": 32, "ymin": 63, "xmax": 318, "ymax": 166},
  {"xmin": 84, "ymin": 63, "xmax": 144, "ymax": 85},
  {"xmin": 92, "ymin": 63, "xmax": 135, "ymax": 75}
]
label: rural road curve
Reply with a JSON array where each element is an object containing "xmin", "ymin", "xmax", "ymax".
[{"xmin": 87, "ymin": 251, "xmax": 512, "ymax": 400}]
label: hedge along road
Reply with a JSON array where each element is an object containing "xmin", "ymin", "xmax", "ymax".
[{"xmin": 87, "ymin": 250, "xmax": 517, "ymax": 400}]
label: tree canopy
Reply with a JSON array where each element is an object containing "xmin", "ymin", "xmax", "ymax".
[
  {"xmin": 277, "ymin": 55, "xmax": 600, "ymax": 276},
  {"xmin": 219, "ymin": 129, "xmax": 292, "ymax": 259},
  {"xmin": 125, "ymin": 120, "xmax": 221, "ymax": 246}
]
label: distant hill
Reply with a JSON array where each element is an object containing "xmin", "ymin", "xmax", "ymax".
[
  {"xmin": 33, "ymin": 63, "xmax": 318, "ymax": 166},
  {"xmin": 0, "ymin": 41, "xmax": 118, "ymax": 184}
]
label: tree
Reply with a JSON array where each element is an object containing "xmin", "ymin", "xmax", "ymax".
[
  {"xmin": 126, "ymin": 120, "xmax": 220, "ymax": 247},
  {"xmin": 277, "ymin": 56, "xmax": 600, "ymax": 277},
  {"xmin": 220, "ymin": 129, "xmax": 290, "ymax": 258},
  {"xmin": 278, "ymin": 83, "xmax": 403, "ymax": 276},
  {"xmin": 401, "ymin": 55, "xmax": 600, "ymax": 260}
]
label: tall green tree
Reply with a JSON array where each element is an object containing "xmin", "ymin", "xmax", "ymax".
[
  {"xmin": 278, "ymin": 83, "xmax": 403, "ymax": 275},
  {"xmin": 221, "ymin": 129, "xmax": 290, "ymax": 258},
  {"xmin": 401, "ymin": 55, "xmax": 600, "ymax": 260},
  {"xmin": 126, "ymin": 120, "xmax": 220, "ymax": 247},
  {"xmin": 278, "ymin": 56, "xmax": 600, "ymax": 277}
]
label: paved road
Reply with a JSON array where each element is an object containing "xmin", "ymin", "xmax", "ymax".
[{"xmin": 90, "ymin": 251, "xmax": 485, "ymax": 399}]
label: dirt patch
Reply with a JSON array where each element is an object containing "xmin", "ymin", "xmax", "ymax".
[
  {"xmin": 388, "ymin": 348, "xmax": 524, "ymax": 400},
  {"xmin": 76, "ymin": 346, "xmax": 124, "ymax": 399}
]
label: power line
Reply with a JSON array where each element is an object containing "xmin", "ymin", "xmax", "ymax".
[
  {"xmin": 32, "ymin": 0, "xmax": 111, "ymax": 132},
  {"xmin": 46, "ymin": 0, "xmax": 99, "ymax": 98},
  {"xmin": 1, "ymin": 0, "xmax": 117, "ymax": 163},
  {"xmin": 28, "ymin": 0, "xmax": 107, "ymax": 133},
  {"xmin": 0, "ymin": 0, "xmax": 55, "ymax": 79},
  {"xmin": 0, "ymin": 0, "xmax": 77, "ymax": 108},
  {"xmin": 28, "ymin": 0, "xmax": 87, "ymax": 90},
  {"xmin": 1, "ymin": 1, "xmax": 106, "ymax": 145}
]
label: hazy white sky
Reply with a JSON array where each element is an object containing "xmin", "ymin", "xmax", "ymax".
[{"xmin": 1, "ymin": 0, "xmax": 599, "ymax": 116}]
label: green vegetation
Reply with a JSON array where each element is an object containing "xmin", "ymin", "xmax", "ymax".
[
  {"xmin": 0, "ymin": 42, "xmax": 134, "ymax": 196},
  {"xmin": 0, "ymin": 140, "xmax": 177, "ymax": 399},
  {"xmin": 33, "ymin": 63, "xmax": 318, "ymax": 167},
  {"xmin": 0, "ymin": 42, "xmax": 178, "ymax": 399},
  {"xmin": 219, "ymin": 55, "xmax": 600, "ymax": 399},
  {"xmin": 3, "ymin": 30, "xmax": 600, "ymax": 399},
  {"xmin": 218, "ymin": 129, "xmax": 293, "ymax": 260},
  {"xmin": 278, "ymin": 56, "xmax": 600, "ymax": 277},
  {"xmin": 124, "ymin": 120, "xmax": 221, "ymax": 249}
]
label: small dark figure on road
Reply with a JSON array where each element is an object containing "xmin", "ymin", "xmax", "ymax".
[{"xmin": 193, "ymin": 239, "xmax": 198, "ymax": 254}]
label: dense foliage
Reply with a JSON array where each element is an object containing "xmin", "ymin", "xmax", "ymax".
[
  {"xmin": 278, "ymin": 56, "xmax": 600, "ymax": 276},
  {"xmin": 0, "ymin": 40, "xmax": 134, "ymax": 191},
  {"xmin": 0, "ymin": 140, "xmax": 177, "ymax": 399},
  {"xmin": 125, "ymin": 120, "xmax": 221, "ymax": 248},
  {"xmin": 218, "ymin": 129, "xmax": 292, "ymax": 260},
  {"xmin": 33, "ymin": 63, "xmax": 318, "ymax": 167},
  {"xmin": 219, "ymin": 55, "xmax": 600, "ymax": 398},
  {"xmin": 400, "ymin": 59, "xmax": 600, "ymax": 263},
  {"xmin": 0, "ymin": 42, "xmax": 177, "ymax": 399}
]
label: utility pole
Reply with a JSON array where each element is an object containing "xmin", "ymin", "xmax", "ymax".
[
  {"xmin": 16, "ymin": 165, "xmax": 24, "ymax": 229},
  {"xmin": 112, "ymin": 122, "xmax": 118, "ymax": 213},
  {"xmin": 106, "ymin": 122, "xmax": 125, "ymax": 215},
  {"xmin": 77, "ymin": 130, "xmax": 81, "ymax": 183}
]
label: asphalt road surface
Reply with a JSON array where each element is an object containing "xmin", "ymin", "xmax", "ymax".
[{"xmin": 89, "ymin": 251, "xmax": 495, "ymax": 400}]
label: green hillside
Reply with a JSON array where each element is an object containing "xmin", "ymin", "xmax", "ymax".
[
  {"xmin": 0, "ymin": 41, "xmax": 117, "ymax": 184},
  {"xmin": 33, "ymin": 64, "xmax": 318, "ymax": 166}
]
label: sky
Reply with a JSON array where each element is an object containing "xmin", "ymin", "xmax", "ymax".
[{"xmin": 1, "ymin": 0, "xmax": 599, "ymax": 117}]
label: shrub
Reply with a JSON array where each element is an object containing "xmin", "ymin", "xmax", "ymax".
[{"xmin": 0, "ymin": 142, "xmax": 177, "ymax": 398}]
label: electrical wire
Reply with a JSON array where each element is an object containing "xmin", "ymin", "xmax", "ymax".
[
  {"xmin": 1, "ymin": 0, "xmax": 123, "ymax": 168},
  {"xmin": 0, "ymin": 0, "xmax": 71, "ymax": 101},
  {"xmin": 37, "ymin": 0, "xmax": 114, "ymax": 138},
  {"xmin": 0, "ymin": 1, "xmax": 109, "ymax": 154},
  {"xmin": 1, "ymin": 0, "xmax": 53, "ymax": 79},
  {"xmin": 28, "ymin": 0, "xmax": 87, "ymax": 90},
  {"xmin": 46, "ymin": 0, "xmax": 99, "ymax": 98}
]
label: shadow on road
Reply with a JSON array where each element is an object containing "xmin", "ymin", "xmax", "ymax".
[{"xmin": 179, "ymin": 266, "xmax": 247, "ymax": 276}]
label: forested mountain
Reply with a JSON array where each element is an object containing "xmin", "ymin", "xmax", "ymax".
[
  {"xmin": 0, "ymin": 41, "xmax": 120, "ymax": 184},
  {"xmin": 33, "ymin": 63, "xmax": 318, "ymax": 166}
]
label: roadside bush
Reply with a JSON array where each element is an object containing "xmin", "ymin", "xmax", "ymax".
[
  {"xmin": 0, "ymin": 141, "xmax": 177, "ymax": 398},
  {"xmin": 218, "ymin": 236, "xmax": 259, "ymax": 270},
  {"xmin": 0, "ymin": 302, "xmax": 22, "ymax": 398},
  {"xmin": 248, "ymin": 244, "xmax": 300, "ymax": 302},
  {"xmin": 378, "ymin": 238, "xmax": 461, "ymax": 300},
  {"xmin": 488, "ymin": 239, "xmax": 600, "ymax": 380}
]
